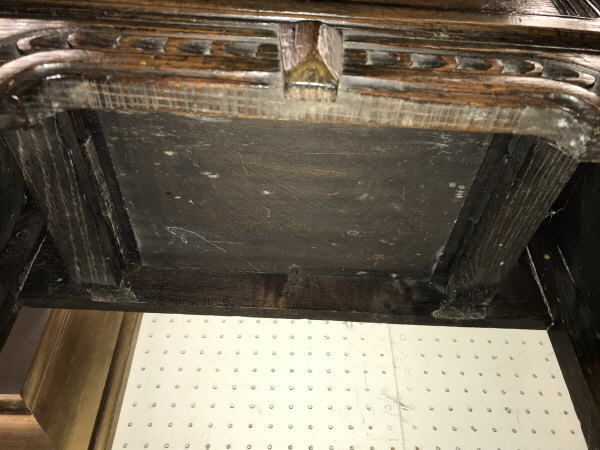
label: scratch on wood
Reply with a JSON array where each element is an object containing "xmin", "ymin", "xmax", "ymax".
[{"xmin": 166, "ymin": 226, "xmax": 227, "ymax": 253}]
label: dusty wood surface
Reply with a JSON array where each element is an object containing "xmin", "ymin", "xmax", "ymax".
[
  {"xmin": 0, "ymin": 0, "xmax": 597, "ymax": 444},
  {"xmin": 98, "ymin": 111, "xmax": 490, "ymax": 278},
  {"xmin": 550, "ymin": 165, "xmax": 600, "ymax": 393},
  {"xmin": 529, "ymin": 227, "xmax": 600, "ymax": 450},
  {"xmin": 552, "ymin": 0, "xmax": 600, "ymax": 17},
  {"xmin": 79, "ymin": 111, "xmax": 141, "ymax": 266},
  {"xmin": 21, "ymin": 239, "xmax": 550, "ymax": 329},
  {"xmin": 528, "ymin": 3, "xmax": 600, "ymax": 448},
  {"xmin": 0, "ymin": 0, "xmax": 596, "ymax": 26}
]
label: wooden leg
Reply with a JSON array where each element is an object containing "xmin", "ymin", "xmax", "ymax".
[
  {"xmin": 3, "ymin": 114, "xmax": 121, "ymax": 286},
  {"xmin": 434, "ymin": 137, "xmax": 578, "ymax": 318}
]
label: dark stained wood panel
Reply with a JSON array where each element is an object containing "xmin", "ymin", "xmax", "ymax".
[
  {"xmin": 98, "ymin": 112, "xmax": 491, "ymax": 277},
  {"xmin": 21, "ymin": 239, "xmax": 551, "ymax": 329}
]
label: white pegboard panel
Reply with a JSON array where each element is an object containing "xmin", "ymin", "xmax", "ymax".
[
  {"xmin": 113, "ymin": 314, "xmax": 586, "ymax": 450},
  {"xmin": 389, "ymin": 326, "xmax": 585, "ymax": 450}
]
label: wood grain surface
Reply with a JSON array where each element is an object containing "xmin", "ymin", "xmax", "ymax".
[
  {"xmin": 3, "ymin": 117, "xmax": 119, "ymax": 286},
  {"xmin": 99, "ymin": 111, "xmax": 490, "ymax": 278},
  {"xmin": 436, "ymin": 137, "xmax": 577, "ymax": 316},
  {"xmin": 21, "ymin": 239, "xmax": 550, "ymax": 329}
]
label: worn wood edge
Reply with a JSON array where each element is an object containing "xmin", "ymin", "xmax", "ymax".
[
  {"xmin": 527, "ymin": 231, "xmax": 600, "ymax": 450},
  {"xmin": 55, "ymin": 111, "xmax": 123, "ymax": 283},
  {"xmin": 80, "ymin": 110, "xmax": 141, "ymax": 266},
  {"xmin": 433, "ymin": 133, "xmax": 509, "ymax": 284},
  {"xmin": 0, "ymin": 56, "xmax": 597, "ymax": 160},
  {"xmin": 24, "ymin": 301, "xmax": 550, "ymax": 330},
  {"xmin": 547, "ymin": 326, "xmax": 600, "ymax": 449},
  {"xmin": 0, "ymin": 15, "xmax": 598, "ymax": 159},
  {"xmin": 432, "ymin": 134, "xmax": 526, "ymax": 289},
  {"xmin": 0, "ymin": 136, "xmax": 25, "ymax": 252},
  {"xmin": 20, "ymin": 240, "xmax": 551, "ymax": 329},
  {"xmin": 21, "ymin": 309, "xmax": 128, "ymax": 450},
  {"xmin": 89, "ymin": 311, "xmax": 142, "ymax": 450}
]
